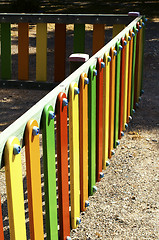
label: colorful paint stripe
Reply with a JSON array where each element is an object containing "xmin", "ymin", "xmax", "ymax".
[
  {"xmin": 56, "ymin": 92, "xmax": 70, "ymax": 239},
  {"xmin": 69, "ymin": 82, "xmax": 80, "ymax": 229},
  {"xmin": 42, "ymin": 105, "xmax": 58, "ymax": 240},
  {"xmin": 4, "ymin": 137, "xmax": 26, "ymax": 240},
  {"xmin": 0, "ymin": 196, "xmax": 4, "ymax": 240},
  {"xmin": 93, "ymin": 24, "xmax": 105, "ymax": 55},
  {"xmin": 25, "ymin": 119, "xmax": 44, "ymax": 240},
  {"xmin": 74, "ymin": 24, "xmax": 85, "ymax": 53}
]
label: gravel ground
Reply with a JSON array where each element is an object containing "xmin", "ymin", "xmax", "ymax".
[{"xmin": 0, "ymin": 18, "xmax": 159, "ymax": 239}]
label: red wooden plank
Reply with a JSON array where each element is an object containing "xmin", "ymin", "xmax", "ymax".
[
  {"xmin": 56, "ymin": 92, "xmax": 70, "ymax": 240},
  {"xmin": 96, "ymin": 58, "xmax": 104, "ymax": 182},
  {"xmin": 0, "ymin": 196, "xmax": 4, "ymax": 240},
  {"xmin": 119, "ymin": 37, "xmax": 126, "ymax": 139}
]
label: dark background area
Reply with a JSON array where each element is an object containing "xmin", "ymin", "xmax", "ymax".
[{"xmin": 0, "ymin": 0, "xmax": 159, "ymax": 17}]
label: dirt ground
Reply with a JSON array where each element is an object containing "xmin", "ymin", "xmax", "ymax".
[{"xmin": 0, "ymin": 18, "xmax": 158, "ymax": 239}]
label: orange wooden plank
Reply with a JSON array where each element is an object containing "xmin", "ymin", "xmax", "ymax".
[
  {"xmin": 54, "ymin": 24, "xmax": 66, "ymax": 82},
  {"xmin": 18, "ymin": 23, "xmax": 29, "ymax": 80},
  {"xmin": 56, "ymin": 93, "xmax": 70, "ymax": 239},
  {"xmin": 93, "ymin": 24, "xmax": 105, "ymax": 55},
  {"xmin": 25, "ymin": 119, "xmax": 44, "ymax": 240},
  {"xmin": 108, "ymin": 47, "xmax": 116, "ymax": 159},
  {"xmin": 79, "ymin": 72, "xmax": 89, "ymax": 212}
]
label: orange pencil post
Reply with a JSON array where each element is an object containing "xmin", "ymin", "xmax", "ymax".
[
  {"xmin": 127, "ymin": 30, "xmax": 133, "ymax": 123},
  {"xmin": 25, "ymin": 120, "xmax": 44, "ymax": 240},
  {"xmin": 93, "ymin": 24, "xmax": 105, "ymax": 55},
  {"xmin": 79, "ymin": 72, "xmax": 89, "ymax": 212},
  {"xmin": 108, "ymin": 47, "xmax": 116, "ymax": 159},
  {"xmin": 54, "ymin": 24, "xmax": 66, "ymax": 82}
]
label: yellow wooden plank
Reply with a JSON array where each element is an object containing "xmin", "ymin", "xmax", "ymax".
[
  {"xmin": 137, "ymin": 19, "xmax": 143, "ymax": 101},
  {"xmin": 36, "ymin": 23, "xmax": 47, "ymax": 81},
  {"xmin": 112, "ymin": 24, "xmax": 125, "ymax": 38},
  {"xmin": 123, "ymin": 33, "xmax": 129, "ymax": 131},
  {"xmin": 25, "ymin": 119, "xmax": 44, "ymax": 240},
  {"xmin": 103, "ymin": 52, "xmax": 110, "ymax": 169},
  {"xmin": 69, "ymin": 82, "xmax": 80, "ymax": 229},
  {"xmin": 4, "ymin": 137, "xmax": 26, "ymax": 240}
]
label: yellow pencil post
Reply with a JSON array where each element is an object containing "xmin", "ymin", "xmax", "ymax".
[
  {"xmin": 69, "ymin": 82, "xmax": 80, "ymax": 229},
  {"xmin": 4, "ymin": 137, "xmax": 27, "ymax": 240},
  {"xmin": 112, "ymin": 24, "xmax": 125, "ymax": 38},
  {"xmin": 103, "ymin": 52, "xmax": 110, "ymax": 169},
  {"xmin": 36, "ymin": 23, "xmax": 47, "ymax": 81},
  {"xmin": 123, "ymin": 33, "xmax": 129, "ymax": 131},
  {"xmin": 137, "ymin": 19, "xmax": 143, "ymax": 102}
]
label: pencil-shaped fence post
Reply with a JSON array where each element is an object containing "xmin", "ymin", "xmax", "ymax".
[
  {"xmin": 114, "ymin": 42, "xmax": 121, "ymax": 148},
  {"xmin": 140, "ymin": 17, "xmax": 146, "ymax": 94},
  {"xmin": 88, "ymin": 65, "xmax": 97, "ymax": 195},
  {"xmin": 127, "ymin": 30, "xmax": 133, "ymax": 123},
  {"xmin": 108, "ymin": 47, "xmax": 116, "ymax": 159},
  {"xmin": 130, "ymin": 26, "xmax": 137, "ymax": 116},
  {"xmin": 79, "ymin": 72, "xmax": 89, "ymax": 212},
  {"xmin": 1, "ymin": 23, "xmax": 11, "ymax": 79},
  {"xmin": 96, "ymin": 58, "xmax": 104, "ymax": 181},
  {"xmin": 119, "ymin": 37, "xmax": 126, "ymax": 139},
  {"xmin": 93, "ymin": 24, "xmax": 105, "ymax": 55},
  {"xmin": 4, "ymin": 137, "xmax": 26, "ymax": 240},
  {"xmin": 69, "ymin": 82, "xmax": 81, "ymax": 229},
  {"xmin": 112, "ymin": 24, "xmax": 125, "ymax": 38},
  {"xmin": 36, "ymin": 23, "xmax": 47, "ymax": 82},
  {"xmin": 18, "ymin": 23, "xmax": 29, "ymax": 80},
  {"xmin": 0, "ymin": 196, "xmax": 4, "ymax": 240},
  {"xmin": 56, "ymin": 92, "xmax": 70, "ymax": 240},
  {"xmin": 134, "ymin": 22, "xmax": 140, "ymax": 109},
  {"xmin": 42, "ymin": 105, "xmax": 58, "ymax": 240},
  {"xmin": 25, "ymin": 119, "xmax": 44, "ymax": 240},
  {"xmin": 103, "ymin": 53, "xmax": 111, "ymax": 169},
  {"xmin": 54, "ymin": 24, "xmax": 66, "ymax": 82},
  {"xmin": 122, "ymin": 33, "xmax": 129, "ymax": 131},
  {"xmin": 74, "ymin": 24, "xmax": 85, "ymax": 53}
]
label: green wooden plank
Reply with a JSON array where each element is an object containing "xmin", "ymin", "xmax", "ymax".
[
  {"xmin": 42, "ymin": 105, "xmax": 58, "ymax": 240},
  {"xmin": 74, "ymin": 24, "xmax": 85, "ymax": 53},
  {"xmin": 114, "ymin": 42, "xmax": 121, "ymax": 148},
  {"xmin": 130, "ymin": 26, "xmax": 137, "ymax": 116},
  {"xmin": 1, "ymin": 23, "xmax": 11, "ymax": 79},
  {"xmin": 88, "ymin": 65, "xmax": 96, "ymax": 196}
]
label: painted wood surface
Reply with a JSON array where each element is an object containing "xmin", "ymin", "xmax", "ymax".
[
  {"xmin": 130, "ymin": 26, "xmax": 137, "ymax": 116},
  {"xmin": 4, "ymin": 137, "xmax": 26, "ymax": 240},
  {"xmin": 93, "ymin": 24, "xmax": 105, "ymax": 55},
  {"xmin": 119, "ymin": 37, "xmax": 126, "ymax": 139},
  {"xmin": 42, "ymin": 105, "xmax": 58, "ymax": 240},
  {"xmin": 36, "ymin": 23, "xmax": 47, "ymax": 81},
  {"xmin": 69, "ymin": 82, "xmax": 80, "ymax": 229},
  {"xmin": 79, "ymin": 72, "xmax": 89, "ymax": 211},
  {"xmin": 1, "ymin": 23, "xmax": 11, "ymax": 79},
  {"xmin": 140, "ymin": 17, "xmax": 146, "ymax": 94},
  {"xmin": 127, "ymin": 30, "xmax": 133, "ymax": 122},
  {"xmin": 123, "ymin": 33, "xmax": 129, "ymax": 131},
  {"xmin": 74, "ymin": 24, "xmax": 85, "ymax": 53},
  {"xmin": 54, "ymin": 24, "xmax": 66, "ymax": 82},
  {"xmin": 88, "ymin": 65, "xmax": 96, "ymax": 195},
  {"xmin": 18, "ymin": 23, "xmax": 29, "ymax": 80},
  {"xmin": 0, "ymin": 196, "xmax": 4, "ymax": 240},
  {"xmin": 56, "ymin": 92, "xmax": 70, "ymax": 240},
  {"xmin": 25, "ymin": 119, "xmax": 44, "ymax": 240},
  {"xmin": 113, "ymin": 24, "xmax": 125, "ymax": 37},
  {"xmin": 96, "ymin": 58, "xmax": 104, "ymax": 180},
  {"xmin": 103, "ymin": 53, "xmax": 110, "ymax": 169},
  {"xmin": 114, "ymin": 42, "xmax": 121, "ymax": 148},
  {"xmin": 134, "ymin": 22, "xmax": 140, "ymax": 109},
  {"xmin": 137, "ymin": 19, "xmax": 143, "ymax": 99},
  {"xmin": 108, "ymin": 47, "xmax": 116, "ymax": 159}
]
